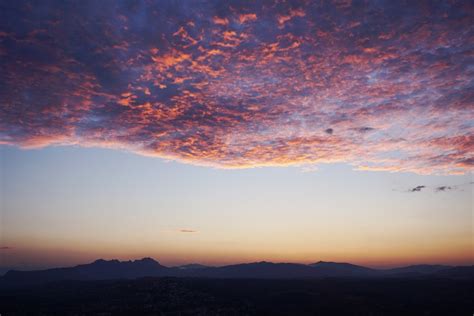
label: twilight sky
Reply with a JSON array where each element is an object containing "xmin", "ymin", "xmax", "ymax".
[{"xmin": 0, "ymin": 1, "xmax": 473, "ymax": 270}]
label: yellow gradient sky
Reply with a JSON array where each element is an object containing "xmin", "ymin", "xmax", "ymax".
[{"xmin": 1, "ymin": 146, "xmax": 472, "ymax": 270}]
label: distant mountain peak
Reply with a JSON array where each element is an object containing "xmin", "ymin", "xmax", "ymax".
[
  {"xmin": 383, "ymin": 264, "xmax": 453, "ymax": 275},
  {"xmin": 93, "ymin": 259, "xmax": 120, "ymax": 264},
  {"xmin": 91, "ymin": 258, "xmax": 160, "ymax": 265},
  {"xmin": 177, "ymin": 263, "xmax": 209, "ymax": 270},
  {"xmin": 311, "ymin": 261, "xmax": 367, "ymax": 267},
  {"xmin": 134, "ymin": 257, "xmax": 159, "ymax": 264},
  {"xmin": 308, "ymin": 261, "xmax": 375, "ymax": 276},
  {"xmin": 311, "ymin": 261, "xmax": 354, "ymax": 266}
]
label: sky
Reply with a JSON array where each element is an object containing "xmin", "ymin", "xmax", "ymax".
[{"xmin": 0, "ymin": 0, "xmax": 473, "ymax": 270}]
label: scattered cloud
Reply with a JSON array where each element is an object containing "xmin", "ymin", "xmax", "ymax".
[
  {"xmin": 0, "ymin": 246, "xmax": 12, "ymax": 250},
  {"xmin": 406, "ymin": 184, "xmax": 467, "ymax": 193},
  {"xmin": 0, "ymin": 1, "xmax": 472, "ymax": 174},
  {"xmin": 179, "ymin": 229, "xmax": 198, "ymax": 233}
]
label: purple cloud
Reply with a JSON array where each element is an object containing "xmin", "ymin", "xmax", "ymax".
[{"xmin": 0, "ymin": 1, "xmax": 472, "ymax": 174}]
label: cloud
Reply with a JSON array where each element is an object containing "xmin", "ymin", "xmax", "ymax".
[
  {"xmin": 353, "ymin": 127, "xmax": 375, "ymax": 133},
  {"xmin": 409, "ymin": 185, "xmax": 426, "ymax": 192},
  {"xmin": 179, "ymin": 229, "xmax": 198, "ymax": 233},
  {"xmin": 405, "ymin": 183, "xmax": 467, "ymax": 193},
  {"xmin": 0, "ymin": 246, "xmax": 12, "ymax": 250},
  {"xmin": 435, "ymin": 186, "xmax": 453, "ymax": 192},
  {"xmin": 0, "ymin": 1, "xmax": 472, "ymax": 174}
]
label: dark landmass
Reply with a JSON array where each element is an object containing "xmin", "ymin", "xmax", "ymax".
[
  {"xmin": 1, "ymin": 259, "xmax": 473, "ymax": 315},
  {"xmin": 0, "ymin": 277, "xmax": 473, "ymax": 315},
  {"xmin": 1, "ymin": 258, "xmax": 473, "ymax": 289},
  {"xmin": 308, "ymin": 261, "xmax": 376, "ymax": 276},
  {"xmin": 382, "ymin": 264, "xmax": 452, "ymax": 275},
  {"xmin": 177, "ymin": 263, "xmax": 210, "ymax": 270}
]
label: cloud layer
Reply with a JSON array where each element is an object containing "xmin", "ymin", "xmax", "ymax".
[{"xmin": 1, "ymin": 1, "xmax": 473, "ymax": 174}]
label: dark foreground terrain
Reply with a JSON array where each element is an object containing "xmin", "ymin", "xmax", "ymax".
[{"xmin": 1, "ymin": 277, "xmax": 473, "ymax": 316}]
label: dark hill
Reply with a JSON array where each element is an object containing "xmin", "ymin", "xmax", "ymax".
[
  {"xmin": 433, "ymin": 266, "xmax": 474, "ymax": 279},
  {"xmin": 1, "ymin": 258, "xmax": 174, "ymax": 288},
  {"xmin": 382, "ymin": 264, "xmax": 452, "ymax": 276},
  {"xmin": 1, "ymin": 258, "xmax": 472, "ymax": 288},
  {"xmin": 309, "ymin": 261, "xmax": 376, "ymax": 277},
  {"xmin": 176, "ymin": 263, "xmax": 210, "ymax": 270},
  {"xmin": 190, "ymin": 262, "xmax": 318, "ymax": 279}
]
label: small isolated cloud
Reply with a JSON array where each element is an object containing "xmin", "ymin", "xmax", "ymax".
[
  {"xmin": 435, "ymin": 186, "xmax": 453, "ymax": 192},
  {"xmin": 325, "ymin": 128, "xmax": 333, "ymax": 135},
  {"xmin": 179, "ymin": 229, "xmax": 197, "ymax": 233},
  {"xmin": 354, "ymin": 127, "xmax": 375, "ymax": 133},
  {"xmin": 301, "ymin": 164, "xmax": 319, "ymax": 172},
  {"xmin": 409, "ymin": 185, "xmax": 426, "ymax": 192},
  {"xmin": 0, "ymin": 246, "xmax": 12, "ymax": 250}
]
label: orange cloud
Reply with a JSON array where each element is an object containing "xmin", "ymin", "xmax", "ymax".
[
  {"xmin": 238, "ymin": 13, "xmax": 257, "ymax": 24},
  {"xmin": 277, "ymin": 8, "xmax": 305, "ymax": 27},
  {"xmin": 213, "ymin": 16, "xmax": 229, "ymax": 26}
]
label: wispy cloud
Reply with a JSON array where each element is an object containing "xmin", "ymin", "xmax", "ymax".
[
  {"xmin": 0, "ymin": 1, "xmax": 472, "ymax": 174},
  {"xmin": 179, "ymin": 229, "xmax": 198, "ymax": 233},
  {"xmin": 0, "ymin": 246, "xmax": 12, "ymax": 250}
]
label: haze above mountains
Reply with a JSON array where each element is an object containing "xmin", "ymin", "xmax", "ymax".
[{"xmin": 2, "ymin": 258, "xmax": 473, "ymax": 288}]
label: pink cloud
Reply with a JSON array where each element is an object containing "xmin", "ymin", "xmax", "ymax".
[{"xmin": 0, "ymin": 1, "xmax": 472, "ymax": 174}]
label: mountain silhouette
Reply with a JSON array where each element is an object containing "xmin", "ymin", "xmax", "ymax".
[
  {"xmin": 382, "ymin": 264, "xmax": 452, "ymax": 276},
  {"xmin": 309, "ymin": 261, "xmax": 376, "ymax": 277},
  {"xmin": 189, "ymin": 262, "xmax": 318, "ymax": 279},
  {"xmin": 1, "ymin": 258, "xmax": 175, "ymax": 287},
  {"xmin": 1, "ymin": 258, "xmax": 472, "ymax": 288},
  {"xmin": 73, "ymin": 258, "xmax": 171, "ymax": 279},
  {"xmin": 431, "ymin": 266, "xmax": 474, "ymax": 279},
  {"xmin": 176, "ymin": 263, "xmax": 210, "ymax": 270}
]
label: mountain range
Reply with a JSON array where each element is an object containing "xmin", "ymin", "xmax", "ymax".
[{"xmin": 1, "ymin": 258, "xmax": 472, "ymax": 288}]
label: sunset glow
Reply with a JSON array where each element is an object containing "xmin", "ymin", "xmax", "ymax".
[{"xmin": 0, "ymin": 1, "xmax": 473, "ymax": 271}]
